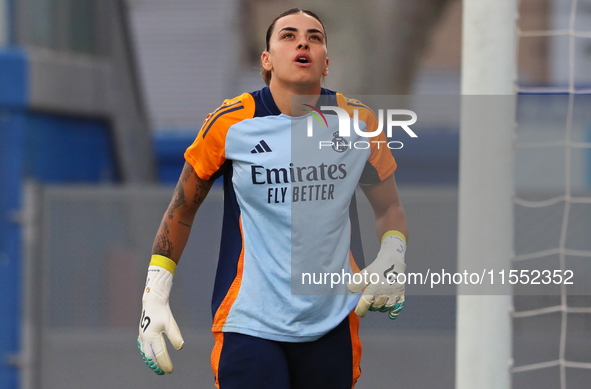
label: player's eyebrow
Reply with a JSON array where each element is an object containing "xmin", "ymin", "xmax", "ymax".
[{"xmin": 277, "ymin": 27, "xmax": 325, "ymax": 38}]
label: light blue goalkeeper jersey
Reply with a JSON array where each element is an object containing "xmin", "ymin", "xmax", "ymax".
[{"xmin": 185, "ymin": 86, "xmax": 397, "ymax": 342}]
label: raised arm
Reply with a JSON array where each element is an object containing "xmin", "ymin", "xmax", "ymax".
[{"xmin": 152, "ymin": 161, "xmax": 214, "ymax": 264}]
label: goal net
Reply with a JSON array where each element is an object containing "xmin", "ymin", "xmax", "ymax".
[
  {"xmin": 511, "ymin": 0, "xmax": 591, "ymax": 388},
  {"xmin": 458, "ymin": 1, "xmax": 591, "ymax": 388}
]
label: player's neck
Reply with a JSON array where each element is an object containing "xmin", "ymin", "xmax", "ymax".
[{"xmin": 269, "ymin": 80, "xmax": 322, "ymax": 117}]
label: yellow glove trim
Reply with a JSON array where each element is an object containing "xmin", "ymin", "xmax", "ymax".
[
  {"xmin": 380, "ymin": 230, "xmax": 407, "ymax": 244},
  {"xmin": 150, "ymin": 255, "xmax": 177, "ymax": 275}
]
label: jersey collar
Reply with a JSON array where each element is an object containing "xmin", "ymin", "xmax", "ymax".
[{"xmin": 255, "ymin": 86, "xmax": 338, "ymax": 117}]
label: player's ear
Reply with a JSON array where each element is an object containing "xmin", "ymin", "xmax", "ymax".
[
  {"xmin": 323, "ymin": 57, "xmax": 329, "ymax": 76},
  {"xmin": 261, "ymin": 51, "xmax": 273, "ymax": 72}
]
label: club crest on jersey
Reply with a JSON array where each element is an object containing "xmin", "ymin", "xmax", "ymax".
[{"xmin": 331, "ymin": 131, "xmax": 348, "ymax": 153}]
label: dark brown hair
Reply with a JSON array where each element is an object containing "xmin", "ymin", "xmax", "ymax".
[{"xmin": 261, "ymin": 8, "xmax": 327, "ymax": 86}]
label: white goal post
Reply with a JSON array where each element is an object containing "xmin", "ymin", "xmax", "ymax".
[{"xmin": 456, "ymin": 1, "xmax": 518, "ymax": 389}]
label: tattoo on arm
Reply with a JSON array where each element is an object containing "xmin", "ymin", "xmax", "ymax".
[
  {"xmin": 154, "ymin": 163, "xmax": 211, "ymax": 258},
  {"xmin": 194, "ymin": 176, "xmax": 211, "ymax": 206},
  {"xmin": 168, "ymin": 179, "xmax": 186, "ymax": 219},
  {"xmin": 181, "ymin": 164, "xmax": 193, "ymax": 183},
  {"xmin": 168, "ymin": 163, "xmax": 210, "ymax": 218},
  {"xmin": 153, "ymin": 220, "xmax": 174, "ymax": 258}
]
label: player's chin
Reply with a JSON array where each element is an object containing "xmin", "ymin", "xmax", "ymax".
[{"xmin": 289, "ymin": 70, "xmax": 323, "ymax": 84}]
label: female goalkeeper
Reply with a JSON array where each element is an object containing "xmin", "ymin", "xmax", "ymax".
[{"xmin": 137, "ymin": 8, "xmax": 409, "ymax": 389}]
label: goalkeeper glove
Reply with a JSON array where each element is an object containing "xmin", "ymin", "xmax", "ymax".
[
  {"xmin": 137, "ymin": 255, "xmax": 184, "ymax": 375},
  {"xmin": 347, "ymin": 231, "xmax": 407, "ymax": 320}
]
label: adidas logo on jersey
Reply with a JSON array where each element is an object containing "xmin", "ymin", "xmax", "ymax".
[{"xmin": 251, "ymin": 140, "xmax": 272, "ymax": 154}]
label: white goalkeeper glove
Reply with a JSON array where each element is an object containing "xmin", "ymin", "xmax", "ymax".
[
  {"xmin": 347, "ymin": 231, "xmax": 407, "ymax": 320},
  {"xmin": 137, "ymin": 255, "xmax": 184, "ymax": 375}
]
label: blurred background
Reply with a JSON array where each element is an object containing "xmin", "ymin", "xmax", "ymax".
[{"xmin": 1, "ymin": 0, "xmax": 591, "ymax": 388}]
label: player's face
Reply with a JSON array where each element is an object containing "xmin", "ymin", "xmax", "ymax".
[{"xmin": 262, "ymin": 13, "xmax": 329, "ymax": 89}]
